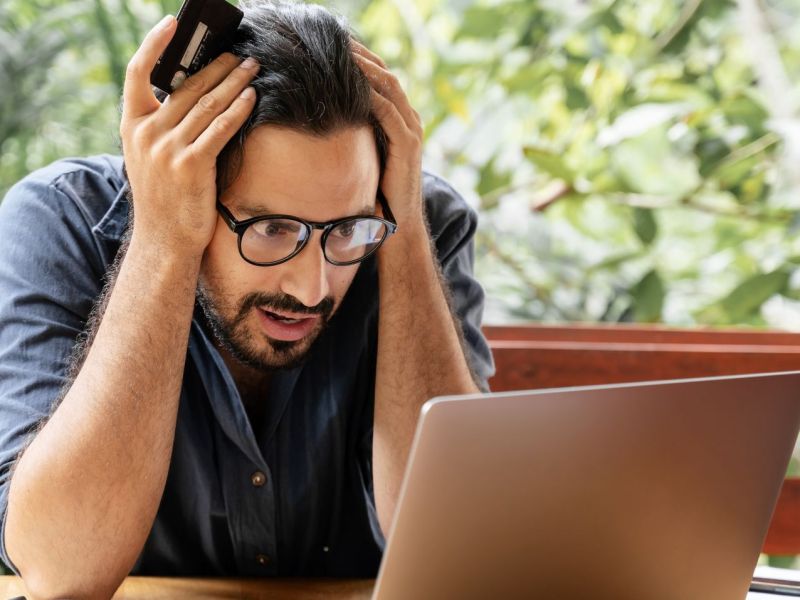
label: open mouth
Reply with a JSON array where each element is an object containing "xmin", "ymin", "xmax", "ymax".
[
  {"xmin": 256, "ymin": 307, "xmax": 320, "ymax": 342},
  {"xmin": 263, "ymin": 310, "xmax": 305, "ymax": 324}
]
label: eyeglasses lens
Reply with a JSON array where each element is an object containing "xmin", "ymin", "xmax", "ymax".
[
  {"xmin": 242, "ymin": 218, "xmax": 308, "ymax": 264},
  {"xmin": 240, "ymin": 218, "xmax": 388, "ymax": 265},
  {"xmin": 325, "ymin": 219, "xmax": 388, "ymax": 264}
]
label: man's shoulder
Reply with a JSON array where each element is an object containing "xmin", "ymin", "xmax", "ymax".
[
  {"xmin": 421, "ymin": 171, "xmax": 477, "ymax": 236},
  {"xmin": 2, "ymin": 154, "xmax": 126, "ymax": 230}
]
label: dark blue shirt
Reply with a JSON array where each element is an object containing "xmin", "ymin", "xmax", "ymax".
[{"xmin": 0, "ymin": 155, "xmax": 494, "ymax": 577}]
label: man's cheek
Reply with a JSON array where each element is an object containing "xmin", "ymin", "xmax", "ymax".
[{"xmin": 329, "ymin": 267, "xmax": 360, "ymax": 302}]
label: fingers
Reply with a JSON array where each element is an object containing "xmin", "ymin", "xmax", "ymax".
[
  {"xmin": 351, "ymin": 39, "xmax": 387, "ymax": 69},
  {"xmin": 123, "ymin": 15, "xmax": 177, "ymax": 119},
  {"xmin": 190, "ymin": 86, "xmax": 257, "ymax": 160},
  {"xmin": 370, "ymin": 89, "xmax": 413, "ymax": 141},
  {"xmin": 161, "ymin": 53, "xmax": 259, "ymax": 131},
  {"xmin": 352, "ymin": 48, "xmax": 422, "ymax": 137}
]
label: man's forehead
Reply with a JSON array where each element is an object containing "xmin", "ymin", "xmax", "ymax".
[
  {"xmin": 227, "ymin": 125, "xmax": 381, "ymax": 220},
  {"xmin": 227, "ymin": 192, "xmax": 377, "ymax": 220}
]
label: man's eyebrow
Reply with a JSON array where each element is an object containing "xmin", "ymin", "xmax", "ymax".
[
  {"xmin": 236, "ymin": 203, "xmax": 377, "ymax": 219},
  {"xmin": 236, "ymin": 203, "xmax": 274, "ymax": 217},
  {"xmin": 352, "ymin": 205, "xmax": 376, "ymax": 217}
]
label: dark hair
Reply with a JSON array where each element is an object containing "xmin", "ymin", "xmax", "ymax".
[{"xmin": 216, "ymin": 0, "xmax": 387, "ymax": 192}]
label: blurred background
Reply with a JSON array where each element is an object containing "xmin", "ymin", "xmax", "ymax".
[
  {"xmin": 5, "ymin": 0, "xmax": 800, "ymax": 328},
  {"xmin": 3, "ymin": 0, "xmax": 800, "ymax": 572}
]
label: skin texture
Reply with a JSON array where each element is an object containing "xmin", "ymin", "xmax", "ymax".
[
  {"xmin": 198, "ymin": 125, "xmax": 378, "ymax": 392},
  {"xmin": 5, "ymin": 17, "xmax": 260, "ymax": 599},
  {"xmin": 350, "ymin": 42, "xmax": 480, "ymax": 535},
  {"xmin": 4, "ymin": 16, "xmax": 478, "ymax": 600}
]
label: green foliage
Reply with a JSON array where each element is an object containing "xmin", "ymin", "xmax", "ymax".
[
  {"xmin": 347, "ymin": 0, "xmax": 800, "ymax": 327},
  {"xmin": 2, "ymin": 0, "xmax": 800, "ymax": 328}
]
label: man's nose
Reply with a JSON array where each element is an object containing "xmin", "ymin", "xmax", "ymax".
[{"xmin": 278, "ymin": 232, "xmax": 330, "ymax": 309}]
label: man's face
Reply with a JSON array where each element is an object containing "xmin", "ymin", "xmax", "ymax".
[{"xmin": 198, "ymin": 124, "xmax": 380, "ymax": 371}]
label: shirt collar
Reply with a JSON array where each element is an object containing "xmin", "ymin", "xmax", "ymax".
[{"xmin": 92, "ymin": 181, "xmax": 130, "ymax": 242}]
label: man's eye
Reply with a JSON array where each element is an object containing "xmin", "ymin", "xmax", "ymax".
[
  {"xmin": 333, "ymin": 222, "xmax": 357, "ymax": 238},
  {"xmin": 261, "ymin": 221, "xmax": 300, "ymax": 237}
]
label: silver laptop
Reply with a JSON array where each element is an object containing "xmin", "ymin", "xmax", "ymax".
[{"xmin": 373, "ymin": 371, "xmax": 800, "ymax": 600}]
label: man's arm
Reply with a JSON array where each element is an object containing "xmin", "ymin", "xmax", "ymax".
[
  {"xmin": 6, "ymin": 234, "xmax": 200, "ymax": 598},
  {"xmin": 3, "ymin": 17, "xmax": 258, "ymax": 598},
  {"xmin": 373, "ymin": 217, "xmax": 481, "ymax": 535},
  {"xmin": 352, "ymin": 43, "xmax": 484, "ymax": 537}
]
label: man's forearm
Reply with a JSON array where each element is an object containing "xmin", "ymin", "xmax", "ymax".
[
  {"xmin": 5, "ymin": 233, "xmax": 201, "ymax": 599},
  {"xmin": 373, "ymin": 217, "xmax": 480, "ymax": 536}
]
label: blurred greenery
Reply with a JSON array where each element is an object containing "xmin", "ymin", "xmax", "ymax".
[
  {"xmin": 3, "ymin": 0, "xmax": 800, "ymax": 574},
  {"xmin": 4, "ymin": 0, "xmax": 800, "ymax": 329}
]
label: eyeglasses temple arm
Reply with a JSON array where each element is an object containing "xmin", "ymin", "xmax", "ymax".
[
  {"xmin": 215, "ymin": 201, "xmax": 239, "ymax": 232},
  {"xmin": 378, "ymin": 191, "xmax": 398, "ymax": 232}
]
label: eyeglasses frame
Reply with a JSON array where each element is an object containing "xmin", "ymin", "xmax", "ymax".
[{"xmin": 216, "ymin": 191, "xmax": 399, "ymax": 267}]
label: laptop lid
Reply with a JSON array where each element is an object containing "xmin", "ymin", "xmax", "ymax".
[{"xmin": 373, "ymin": 371, "xmax": 800, "ymax": 600}]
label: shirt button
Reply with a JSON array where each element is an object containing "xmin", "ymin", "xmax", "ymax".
[
  {"xmin": 256, "ymin": 553, "xmax": 271, "ymax": 566},
  {"xmin": 251, "ymin": 471, "xmax": 267, "ymax": 487}
]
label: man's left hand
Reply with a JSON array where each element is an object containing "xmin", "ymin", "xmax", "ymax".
[{"xmin": 351, "ymin": 41, "xmax": 425, "ymax": 231}]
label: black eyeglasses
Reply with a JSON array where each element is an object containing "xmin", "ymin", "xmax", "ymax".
[{"xmin": 216, "ymin": 192, "xmax": 398, "ymax": 267}]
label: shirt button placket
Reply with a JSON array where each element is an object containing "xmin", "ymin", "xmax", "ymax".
[{"xmin": 245, "ymin": 470, "xmax": 274, "ymax": 574}]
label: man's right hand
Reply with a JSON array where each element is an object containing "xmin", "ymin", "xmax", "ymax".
[
  {"xmin": 4, "ymin": 19, "xmax": 259, "ymax": 596},
  {"xmin": 120, "ymin": 14, "xmax": 259, "ymax": 257}
]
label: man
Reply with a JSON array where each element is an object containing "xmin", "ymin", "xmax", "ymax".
[{"xmin": 0, "ymin": 1, "xmax": 493, "ymax": 596}]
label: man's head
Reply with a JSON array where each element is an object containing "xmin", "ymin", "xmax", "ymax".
[{"xmin": 197, "ymin": 0, "xmax": 386, "ymax": 373}]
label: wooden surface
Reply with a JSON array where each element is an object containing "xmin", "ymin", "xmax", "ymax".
[
  {"xmin": 0, "ymin": 576, "xmax": 374, "ymax": 599},
  {"xmin": 482, "ymin": 323, "xmax": 800, "ymax": 555},
  {"xmin": 0, "ymin": 576, "xmax": 784, "ymax": 598},
  {"xmin": 484, "ymin": 323, "xmax": 800, "ymax": 393},
  {"xmin": 483, "ymin": 322, "xmax": 800, "ymax": 345}
]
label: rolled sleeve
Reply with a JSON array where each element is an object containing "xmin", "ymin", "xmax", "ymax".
[{"xmin": 0, "ymin": 175, "xmax": 107, "ymax": 572}]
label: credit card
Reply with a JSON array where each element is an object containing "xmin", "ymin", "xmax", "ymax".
[{"xmin": 150, "ymin": 0, "xmax": 244, "ymax": 94}]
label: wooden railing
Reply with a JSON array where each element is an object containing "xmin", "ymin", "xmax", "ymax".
[{"xmin": 482, "ymin": 323, "xmax": 800, "ymax": 555}]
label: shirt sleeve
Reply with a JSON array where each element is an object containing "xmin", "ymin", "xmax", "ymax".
[
  {"xmin": 0, "ymin": 176, "xmax": 107, "ymax": 573},
  {"xmin": 422, "ymin": 173, "xmax": 495, "ymax": 392}
]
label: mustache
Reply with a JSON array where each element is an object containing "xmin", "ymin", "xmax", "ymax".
[{"xmin": 238, "ymin": 291, "xmax": 335, "ymax": 320}]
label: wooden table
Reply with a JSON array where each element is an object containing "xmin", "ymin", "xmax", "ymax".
[
  {"xmin": 0, "ymin": 575, "xmax": 792, "ymax": 598},
  {"xmin": 0, "ymin": 576, "xmax": 374, "ymax": 599}
]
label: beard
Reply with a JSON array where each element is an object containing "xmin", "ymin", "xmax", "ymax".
[{"xmin": 196, "ymin": 285, "xmax": 335, "ymax": 372}]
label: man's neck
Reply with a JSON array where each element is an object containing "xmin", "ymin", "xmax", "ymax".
[
  {"xmin": 217, "ymin": 346, "xmax": 273, "ymax": 436},
  {"xmin": 217, "ymin": 345, "xmax": 272, "ymax": 405}
]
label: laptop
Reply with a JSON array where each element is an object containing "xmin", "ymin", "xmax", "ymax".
[{"xmin": 372, "ymin": 371, "xmax": 800, "ymax": 600}]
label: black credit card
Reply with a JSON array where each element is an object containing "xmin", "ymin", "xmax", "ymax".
[{"xmin": 150, "ymin": 0, "xmax": 243, "ymax": 94}]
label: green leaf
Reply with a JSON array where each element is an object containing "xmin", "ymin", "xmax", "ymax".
[
  {"xmin": 611, "ymin": 126, "xmax": 701, "ymax": 196},
  {"xmin": 714, "ymin": 155, "xmax": 759, "ymax": 189},
  {"xmin": 565, "ymin": 83, "xmax": 590, "ymax": 111},
  {"xmin": 457, "ymin": 5, "xmax": 522, "ymax": 39},
  {"xmin": 501, "ymin": 63, "xmax": 551, "ymax": 94},
  {"xmin": 629, "ymin": 269, "xmax": 665, "ymax": 323},
  {"xmin": 633, "ymin": 207, "xmax": 657, "ymax": 245},
  {"xmin": 477, "ymin": 159, "xmax": 512, "ymax": 203},
  {"xmin": 721, "ymin": 91, "xmax": 769, "ymax": 133},
  {"xmin": 589, "ymin": 251, "xmax": 644, "ymax": 273},
  {"xmin": 696, "ymin": 137, "xmax": 731, "ymax": 177},
  {"xmin": 523, "ymin": 146, "xmax": 575, "ymax": 181},
  {"xmin": 700, "ymin": 270, "xmax": 790, "ymax": 323}
]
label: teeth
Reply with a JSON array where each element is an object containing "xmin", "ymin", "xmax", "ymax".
[{"xmin": 265, "ymin": 310, "xmax": 302, "ymax": 324}]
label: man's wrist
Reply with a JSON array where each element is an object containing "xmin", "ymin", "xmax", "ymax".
[
  {"xmin": 128, "ymin": 229, "xmax": 206, "ymax": 271},
  {"xmin": 381, "ymin": 213, "xmax": 431, "ymax": 263}
]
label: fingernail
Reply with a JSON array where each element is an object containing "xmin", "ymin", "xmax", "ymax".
[
  {"xmin": 156, "ymin": 15, "xmax": 174, "ymax": 30},
  {"xmin": 240, "ymin": 87, "xmax": 256, "ymax": 100},
  {"xmin": 239, "ymin": 57, "xmax": 258, "ymax": 70}
]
